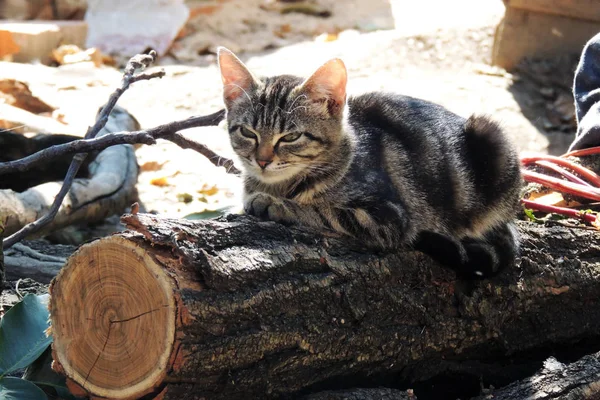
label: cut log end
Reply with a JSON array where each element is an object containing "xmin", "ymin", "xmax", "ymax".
[
  {"xmin": 47, "ymin": 214, "xmax": 600, "ymax": 399},
  {"xmin": 49, "ymin": 236, "xmax": 177, "ymax": 399}
]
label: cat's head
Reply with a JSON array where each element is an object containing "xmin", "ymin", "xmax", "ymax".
[{"xmin": 217, "ymin": 47, "xmax": 349, "ymax": 184}]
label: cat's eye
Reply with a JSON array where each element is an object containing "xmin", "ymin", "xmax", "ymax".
[
  {"xmin": 279, "ymin": 132, "xmax": 303, "ymax": 143},
  {"xmin": 240, "ymin": 126, "xmax": 257, "ymax": 139}
]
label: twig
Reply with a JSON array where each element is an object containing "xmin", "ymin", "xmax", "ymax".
[
  {"xmin": 521, "ymin": 154, "xmax": 600, "ymax": 186},
  {"xmin": 0, "ymin": 110, "xmax": 227, "ymax": 175},
  {"xmin": 522, "ymin": 169, "xmax": 600, "ymax": 201},
  {"xmin": 533, "ymin": 160, "xmax": 592, "ymax": 187},
  {"xmin": 2, "ymin": 52, "xmax": 164, "ymax": 250},
  {"xmin": 562, "ymin": 145, "xmax": 600, "ymax": 158},
  {"xmin": 163, "ymin": 131, "xmax": 240, "ymax": 175},
  {"xmin": 522, "ymin": 199, "xmax": 598, "ymax": 225}
]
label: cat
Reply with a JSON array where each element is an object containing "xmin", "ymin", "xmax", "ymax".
[{"xmin": 217, "ymin": 47, "xmax": 522, "ymax": 279}]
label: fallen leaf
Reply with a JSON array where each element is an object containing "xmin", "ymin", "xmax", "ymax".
[
  {"xmin": 527, "ymin": 191, "xmax": 581, "ymax": 208},
  {"xmin": 52, "ymin": 110, "xmax": 68, "ymax": 125},
  {"xmin": 198, "ymin": 184, "xmax": 219, "ymax": 196},
  {"xmin": 0, "ymin": 79, "xmax": 55, "ymax": 114},
  {"xmin": 150, "ymin": 176, "xmax": 170, "ymax": 187},
  {"xmin": 177, "ymin": 193, "xmax": 194, "ymax": 203},
  {"xmin": 140, "ymin": 161, "xmax": 166, "ymax": 172}
]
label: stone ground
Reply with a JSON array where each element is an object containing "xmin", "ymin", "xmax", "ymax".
[{"xmin": 0, "ymin": 0, "xmax": 582, "ymax": 224}]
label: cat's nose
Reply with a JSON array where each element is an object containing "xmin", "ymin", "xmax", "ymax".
[{"xmin": 257, "ymin": 160, "xmax": 272, "ymax": 169}]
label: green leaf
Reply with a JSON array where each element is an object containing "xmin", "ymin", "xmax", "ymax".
[
  {"xmin": 184, "ymin": 206, "xmax": 232, "ymax": 220},
  {"xmin": 523, "ymin": 208, "xmax": 543, "ymax": 223},
  {"xmin": 0, "ymin": 294, "xmax": 52, "ymax": 376},
  {"xmin": 0, "ymin": 377, "xmax": 47, "ymax": 400}
]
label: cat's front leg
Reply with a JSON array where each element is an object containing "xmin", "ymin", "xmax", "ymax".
[{"xmin": 244, "ymin": 192, "xmax": 297, "ymax": 224}]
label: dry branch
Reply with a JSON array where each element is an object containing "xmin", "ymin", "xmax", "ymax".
[
  {"xmin": 0, "ymin": 105, "xmax": 139, "ymax": 245},
  {"xmin": 163, "ymin": 130, "xmax": 239, "ymax": 174},
  {"xmin": 49, "ymin": 213, "xmax": 600, "ymax": 400},
  {"xmin": 0, "ymin": 47, "xmax": 238, "ymax": 250},
  {"xmin": 0, "ymin": 110, "xmax": 229, "ymax": 177},
  {"xmin": 1, "ymin": 51, "xmax": 164, "ymax": 249},
  {"xmin": 0, "ymin": 130, "xmax": 94, "ymax": 192}
]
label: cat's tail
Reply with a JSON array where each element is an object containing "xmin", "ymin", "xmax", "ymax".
[{"xmin": 414, "ymin": 222, "xmax": 520, "ymax": 280}]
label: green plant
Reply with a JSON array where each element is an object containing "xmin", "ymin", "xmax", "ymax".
[{"xmin": 0, "ymin": 293, "xmax": 80, "ymax": 400}]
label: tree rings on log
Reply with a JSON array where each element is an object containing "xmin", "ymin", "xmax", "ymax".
[
  {"xmin": 48, "ymin": 213, "xmax": 600, "ymax": 400},
  {"xmin": 49, "ymin": 236, "xmax": 177, "ymax": 399}
]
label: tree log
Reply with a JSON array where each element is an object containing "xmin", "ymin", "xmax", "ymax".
[
  {"xmin": 48, "ymin": 213, "xmax": 600, "ymax": 400},
  {"xmin": 4, "ymin": 240, "xmax": 76, "ymax": 283},
  {"xmin": 0, "ymin": 105, "xmax": 139, "ymax": 239},
  {"xmin": 472, "ymin": 353, "xmax": 600, "ymax": 400},
  {"xmin": 302, "ymin": 387, "xmax": 415, "ymax": 400}
]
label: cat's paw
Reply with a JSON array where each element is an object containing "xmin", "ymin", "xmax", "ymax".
[{"xmin": 244, "ymin": 193, "xmax": 290, "ymax": 223}]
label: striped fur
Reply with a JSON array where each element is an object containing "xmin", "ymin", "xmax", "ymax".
[{"xmin": 218, "ymin": 48, "xmax": 523, "ymax": 279}]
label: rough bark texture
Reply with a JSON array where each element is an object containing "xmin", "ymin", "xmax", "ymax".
[
  {"xmin": 472, "ymin": 353, "xmax": 600, "ymax": 400},
  {"xmin": 0, "ymin": 105, "xmax": 139, "ymax": 239},
  {"xmin": 302, "ymin": 387, "xmax": 415, "ymax": 400},
  {"xmin": 48, "ymin": 211, "xmax": 600, "ymax": 400}
]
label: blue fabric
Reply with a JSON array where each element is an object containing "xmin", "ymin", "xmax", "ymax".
[{"xmin": 570, "ymin": 32, "xmax": 600, "ymax": 151}]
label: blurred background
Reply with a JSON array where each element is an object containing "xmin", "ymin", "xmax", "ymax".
[{"xmin": 0, "ymin": 0, "xmax": 597, "ymax": 221}]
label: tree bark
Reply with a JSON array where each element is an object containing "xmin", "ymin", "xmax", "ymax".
[
  {"xmin": 4, "ymin": 240, "xmax": 76, "ymax": 283},
  {"xmin": 302, "ymin": 387, "xmax": 415, "ymax": 400},
  {"xmin": 0, "ymin": 105, "xmax": 140, "ymax": 239},
  {"xmin": 49, "ymin": 213, "xmax": 600, "ymax": 400},
  {"xmin": 471, "ymin": 352, "xmax": 600, "ymax": 400}
]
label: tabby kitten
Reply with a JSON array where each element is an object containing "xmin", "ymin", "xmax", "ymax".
[{"xmin": 217, "ymin": 47, "xmax": 522, "ymax": 279}]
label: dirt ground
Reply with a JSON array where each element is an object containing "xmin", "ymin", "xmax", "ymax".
[{"xmin": 0, "ymin": 0, "xmax": 583, "ymax": 226}]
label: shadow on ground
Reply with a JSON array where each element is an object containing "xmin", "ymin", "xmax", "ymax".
[{"xmin": 507, "ymin": 54, "xmax": 581, "ymax": 155}]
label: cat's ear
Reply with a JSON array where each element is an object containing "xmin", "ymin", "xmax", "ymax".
[
  {"xmin": 299, "ymin": 58, "xmax": 347, "ymax": 117},
  {"xmin": 218, "ymin": 47, "xmax": 259, "ymax": 108}
]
